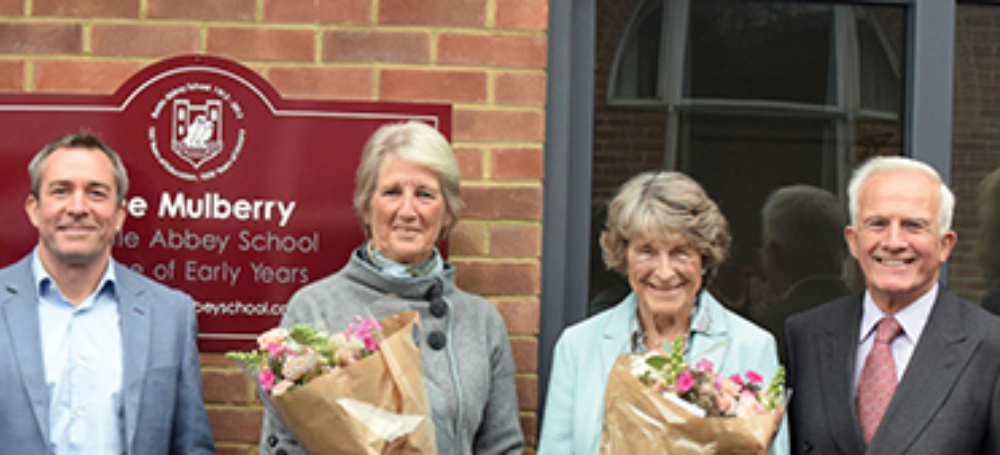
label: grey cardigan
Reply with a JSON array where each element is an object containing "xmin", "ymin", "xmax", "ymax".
[{"xmin": 259, "ymin": 248, "xmax": 525, "ymax": 455}]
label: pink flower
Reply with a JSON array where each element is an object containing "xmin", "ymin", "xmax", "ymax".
[
  {"xmin": 745, "ymin": 370, "xmax": 764, "ymax": 385},
  {"xmin": 736, "ymin": 391, "xmax": 767, "ymax": 417},
  {"xmin": 272, "ymin": 380, "xmax": 294, "ymax": 397},
  {"xmin": 258, "ymin": 369, "xmax": 275, "ymax": 392},
  {"xmin": 265, "ymin": 343, "xmax": 288, "ymax": 357},
  {"xmin": 695, "ymin": 359, "xmax": 714, "ymax": 373},
  {"xmin": 676, "ymin": 372, "xmax": 695, "ymax": 393},
  {"xmin": 729, "ymin": 373, "xmax": 744, "ymax": 387}
]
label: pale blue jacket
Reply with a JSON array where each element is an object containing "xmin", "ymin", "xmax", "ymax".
[{"xmin": 538, "ymin": 291, "xmax": 789, "ymax": 455}]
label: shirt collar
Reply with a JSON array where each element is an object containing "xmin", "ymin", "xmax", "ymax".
[
  {"xmin": 858, "ymin": 283, "xmax": 938, "ymax": 344},
  {"xmin": 31, "ymin": 248, "xmax": 118, "ymax": 301},
  {"xmin": 630, "ymin": 289, "xmax": 716, "ymax": 352}
]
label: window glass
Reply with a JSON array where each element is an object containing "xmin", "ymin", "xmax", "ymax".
[
  {"xmin": 593, "ymin": 0, "xmax": 906, "ymax": 353},
  {"xmin": 952, "ymin": 4, "xmax": 1000, "ymax": 315}
]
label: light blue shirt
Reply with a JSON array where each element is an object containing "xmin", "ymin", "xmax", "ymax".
[{"xmin": 34, "ymin": 252, "xmax": 124, "ymax": 455}]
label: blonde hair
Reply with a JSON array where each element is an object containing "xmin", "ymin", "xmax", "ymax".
[
  {"xmin": 600, "ymin": 171, "xmax": 731, "ymax": 281},
  {"xmin": 353, "ymin": 121, "xmax": 464, "ymax": 238}
]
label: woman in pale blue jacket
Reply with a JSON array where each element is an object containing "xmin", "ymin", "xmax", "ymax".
[{"xmin": 537, "ymin": 171, "xmax": 789, "ymax": 455}]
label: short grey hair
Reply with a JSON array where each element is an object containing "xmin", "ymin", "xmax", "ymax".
[
  {"xmin": 29, "ymin": 131, "xmax": 129, "ymax": 204},
  {"xmin": 847, "ymin": 156, "xmax": 954, "ymax": 231},
  {"xmin": 353, "ymin": 121, "xmax": 463, "ymax": 238},
  {"xmin": 600, "ymin": 171, "xmax": 731, "ymax": 281},
  {"xmin": 762, "ymin": 185, "xmax": 847, "ymax": 270}
]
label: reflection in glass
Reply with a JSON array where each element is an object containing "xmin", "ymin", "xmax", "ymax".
[
  {"xmin": 592, "ymin": 0, "xmax": 906, "ymax": 343},
  {"xmin": 687, "ymin": 1, "xmax": 832, "ymax": 104},
  {"xmin": 978, "ymin": 168, "xmax": 1000, "ymax": 315}
]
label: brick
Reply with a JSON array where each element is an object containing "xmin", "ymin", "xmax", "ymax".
[
  {"xmin": 521, "ymin": 412, "xmax": 538, "ymax": 448},
  {"xmin": 495, "ymin": 71, "xmax": 546, "ymax": 106},
  {"xmin": 495, "ymin": 299, "xmax": 539, "ymax": 334},
  {"xmin": 492, "ymin": 147, "xmax": 543, "ymax": 180},
  {"xmin": 454, "ymin": 108, "xmax": 544, "ymax": 142},
  {"xmin": 203, "ymin": 369, "xmax": 252, "ymax": 404},
  {"xmin": 461, "ymin": 185, "xmax": 542, "ymax": 220},
  {"xmin": 453, "ymin": 260, "xmax": 540, "ymax": 295},
  {"xmin": 380, "ymin": 0, "xmax": 486, "ymax": 27},
  {"xmin": 92, "ymin": 23, "xmax": 199, "ymax": 57},
  {"xmin": 447, "ymin": 222, "xmax": 486, "ymax": 256},
  {"xmin": 380, "ymin": 69, "xmax": 487, "ymax": 103},
  {"xmin": 323, "ymin": 30, "xmax": 430, "ymax": 64},
  {"xmin": 0, "ymin": 23, "xmax": 81, "ymax": 54},
  {"xmin": 490, "ymin": 223, "xmax": 540, "ymax": 257},
  {"xmin": 34, "ymin": 59, "xmax": 143, "ymax": 93},
  {"xmin": 267, "ymin": 66, "xmax": 374, "ymax": 100},
  {"xmin": 438, "ymin": 33, "xmax": 546, "ymax": 69},
  {"xmin": 454, "ymin": 147, "xmax": 483, "ymax": 179},
  {"xmin": 516, "ymin": 374, "xmax": 538, "ymax": 409},
  {"xmin": 508, "ymin": 335, "xmax": 537, "ymax": 372},
  {"xmin": 207, "ymin": 407, "xmax": 263, "ymax": 443},
  {"xmin": 216, "ymin": 446, "xmax": 254, "ymax": 455},
  {"xmin": 264, "ymin": 0, "xmax": 370, "ymax": 24},
  {"xmin": 201, "ymin": 353, "xmax": 235, "ymax": 367},
  {"xmin": 208, "ymin": 27, "xmax": 314, "ymax": 62},
  {"xmin": 0, "ymin": 59, "xmax": 24, "ymax": 91},
  {"xmin": 0, "ymin": 0, "xmax": 23, "ymax": 15},
  {"xmin": 452, "ymin": 107, "xmax": 545, "ymax": 142},
  {"xmin": 496, "ymin": 0, "xmax": 548, "ymax": 31},
  {"xmin": 34, "ymin": 0, "xmax": 138, "ymax": 18},
  {"xmin": 149, "ymin": 0, "xmax": 255, "ymax": 21}
]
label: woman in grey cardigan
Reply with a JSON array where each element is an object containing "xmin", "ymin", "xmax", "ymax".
[{"xmin": 259, "ymin": 121, "xmax": 525, "ymax": 455}]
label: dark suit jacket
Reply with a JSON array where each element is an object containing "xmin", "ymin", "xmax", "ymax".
[
  {"xmin": 785, "ymin": 288, "xmax": 1000, "ymax": 454},
  {"xmin": 0, "ymin": 255, "xmax": 215, "ymax": 454}
]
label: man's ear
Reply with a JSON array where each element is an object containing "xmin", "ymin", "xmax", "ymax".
[
  {"xmin": 25, "ymin": 194, "xmax": 40, "ymax": 228},
  {"xmin": 844, "ymin": 224, "xmax": 860, "ymax": 260}
]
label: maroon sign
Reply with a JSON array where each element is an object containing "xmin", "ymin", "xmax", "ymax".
[{"xmin": 0, "ymin": 55, "xmax": 451, "ymax": 351}]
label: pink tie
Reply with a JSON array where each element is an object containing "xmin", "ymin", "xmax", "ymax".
[{"xmin": 856, "ymin": 317, "xmax": 903, "ymax": 444}]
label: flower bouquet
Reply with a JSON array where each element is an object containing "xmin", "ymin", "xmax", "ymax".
[
  {"xmin": 600, "ymin": 338, "xmax": 786, "ymax": 454},
  {"xmin": 228, "ymin": 311, "xmax": 436, "ymax": 454}
]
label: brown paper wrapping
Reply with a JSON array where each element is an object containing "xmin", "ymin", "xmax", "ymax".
[
  {"xmin": 600, "ymin": 354, "xmax": 783, "ymax": 455},
  {"xmin": 262, "ymin": 311, "xmax": 437, "ymax": 455}
]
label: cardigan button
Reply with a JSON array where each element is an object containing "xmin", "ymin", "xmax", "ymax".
[
  {"xmin": 429, "ymin": 299, "xmax": 448, "ymax": 318},
  {"xmin": 427, "ymin": 331, "xmax": 446, "ymax": 350},
  {"xmin": 267, "ymin": 435, "xmax": 278, "ymax": 447}
]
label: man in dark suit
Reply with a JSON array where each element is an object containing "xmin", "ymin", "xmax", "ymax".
[
  {"xmin": 786, "ymin": 156, "xmax": 1000, "ymax": 454},
  {"xmin": 0, "ymin": 132, "xmax": 215, "ymax": 454}
]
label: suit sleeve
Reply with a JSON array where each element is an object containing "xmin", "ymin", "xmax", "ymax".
[{"xmin": 171, "ymin": 296, "xmax": 216, "ymax": 454}]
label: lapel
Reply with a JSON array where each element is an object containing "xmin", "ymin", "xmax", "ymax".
[
  {"xmin": 687, "ymin": 292, "xmax": 730, "ymax": 369},
  {"xmin": 116, "ymin": 264, "xmax": 152, "ymax": 452},
  {"xmin": 0, "ymin": 256, "xmax": 50, "ymax": 443},
  {"xmin": 815, "ymin": 295, "xmax": 867, "ymax": 454},
  {"xmin": 598, "ymin": 294, "xmax": 636, "ymax": 372},
  {"xmin": 870, "ymin": 289, "xmax": 974, "ymax": 453}
]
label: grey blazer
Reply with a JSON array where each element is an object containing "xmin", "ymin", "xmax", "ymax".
[
  {"xmin": 786, "ymin": 288, "xmax": 1000, "ymax": 454},
  {"xmin": 0, "ymin": 255, "xmax": 215, "ymax": 454}
]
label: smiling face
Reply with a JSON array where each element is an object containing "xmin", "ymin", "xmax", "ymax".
[
  {"xmin": 845, "ymin": 169, "xmax": 956, "ymax": 312},
  {"xmin": 365, "ymin": 155, "xmax": 452, "ymax": 264},
  {"xmin": 26, "ymin": 147, "xmax": 126, "ymax": 271},
  {"xmin": 627, "ymin": 231, "xmax": 704, "ymax": 326}
]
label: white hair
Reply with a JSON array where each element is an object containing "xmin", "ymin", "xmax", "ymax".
[{"xmin": 846, "ymin": 156, "xmax": 955, "ymax": 231}]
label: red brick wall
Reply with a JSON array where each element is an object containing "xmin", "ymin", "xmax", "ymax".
[{"xmin": 0, "ymin": 0, "xmax": 547, "ymax": 452}]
